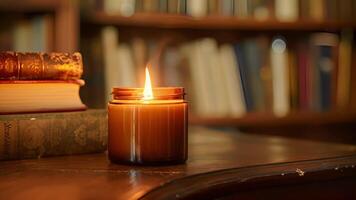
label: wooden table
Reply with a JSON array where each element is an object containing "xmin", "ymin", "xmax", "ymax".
[{"xmin": 1, "ymin": 126, "xmax": 356, "ymax": 200}]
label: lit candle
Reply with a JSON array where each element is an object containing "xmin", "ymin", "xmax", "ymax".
[{"xmin": 108, "ymin": 67, "xmax": 188, "ymax": 165}]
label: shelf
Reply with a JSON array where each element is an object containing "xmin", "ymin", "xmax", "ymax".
[
  {"xmin": 189, "ymin": 112, "xmax": 356, "ymax": 127},
  {"xmin": 0, "ymin": 0, "xmax": 60, "ymax": 12},
  {"xmin": 85, "ymin": 12, "xmax": 356, "ymax": 31}
]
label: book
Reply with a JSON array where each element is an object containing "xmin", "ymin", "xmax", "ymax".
[
  {"xmin": 218, "ymin": 44, "xmax": 246, "ymax": 117},
  {"xmin": 187, "ymin": 0, "xmax": 208, "ymax": 18},
  {"xmin": 220, "ymin": 0, "xmax": 233, "ymax": 16},
  {"xmin": 297, "ymin": 42, "xmax": 310, "ymax": 111},
  {"xmin": 310, "ymin": 33, "xmax": 338, "ymax": 111},
  {"xmin": 208, "ymin": 0, "xmax": 219, "ymax": 15},
  {"xmin": 258, "ymin": 36, "xmax": 273, "ymax": 112},
  {"xmin": 337, "ymin": 30, "xmax": 353, "ymax": 110},
  {"xmin": 143, "ymin": 0, "xmax": 159, "ymax": 12},
  {"xmin": 180, "ymin": 42, "xmax": 212, "ymax": 116},
  {"xmin": 0, "ymin": 52, "xmax": 83, "ymax": 80},
  {"xmin": 309, "ymin": 0, "xmax": 325, "ymax": 21},
  {"xmin": 101, "ymin": 26, "xmax": 119, "ymax": 102},
  {"xmin": 119, "ymin": 0, "xmax": 135, "ymax": 16},
  {"xmin": 159, "ymin": 0, "xmax": 168, "ymax": 12},
  {"xmin": 13, "ymin": 20, "xmax": 32, "ymax": 52},
  {"xmin": 31, "ymin": 15, "xmax": 53, "ymax": 52},
  {"xmin": 178, "ymin": 0, "xmax": 186, "ymax": 14},
  {"xmin": 200, "ymin": 38, "xmax": 230, "ymax": 116},
  {"xmin": 289, "ymin": 48, "xmax": 299, "ymax": 110},
  {"xmin": 0, "ymin": 110, "xmax": 107, "ymax": 161},
  {"xmin": 234, "ymin": 0, "xmax": 249, "ymax": 18},
  {"xmin": 103, "ymin": 0, "xmax": 121, "ymax": 14},
  {"xmin": 275, "ymin": 0, "xmax": 298, "ymax": 21},
  {"xmin": 234, "ymin": 44, "xmax": 253, "ymax": 112},
  {"xmin": 0, "ymin": 80, "xmax": 86, "ymax": 114},
  {"xmin": 252, "ymin": 0, "xmax": 272, "ymax": 20},
  {"xmin": 167, "ymin": 0, "xmax": 179, "ymax": 13},
  {"xmin": 339, "ymin": 0, "xmax": 352, "ymax": 21},
  {"xmin": 243, "ymin": 39, "xmax": 265, "ymax": 112},
  {"xmin": 270, "ymin": 37, "xmax": 290, "ymax": 117},
  {"xmin": 117, "ymin": 44, "xmax": 136, "ymax": 87},
  {"xmin": 162, "ymin": 46, "xmax": 183, "ymax": 87},
  {"xmin": 80, "ymin": 34, "xmax": 106, "ymax": 108}
]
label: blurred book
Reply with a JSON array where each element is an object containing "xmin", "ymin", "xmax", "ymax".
[
  {"xmin": 270, "ymin": 37, "xmax": 290, "ymax": 116},
  {"xmin": 88, "ymin": 0, "xmax": 355, "ymax": 21},
  {"xmin": 275, "ymin": 0, "xmax": 298, "ymax": 21},
  {"xmin": 336, "ymin": 30, "xmax": 353, "ymax": 110},
  {"xmin": 85, "ymin": 25, "xmax": 354, "ymax": 118},
  {"xmin": 0, "ymin": 15, "xmax": 54, "ymax": 52},
  {"xmin": 310, "ymin": 33, "xmax": 338, "ymax": 111},
  {"xmin": 101, "ymin": 26, "xmax": 121, "ymax": 102}
]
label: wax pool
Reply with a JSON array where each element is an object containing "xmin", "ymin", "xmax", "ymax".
[{"xmin": 108, "ymin": 87, "xmax": 188, "ymax": 165}]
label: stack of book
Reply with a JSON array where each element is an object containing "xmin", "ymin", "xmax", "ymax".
[
  {"xmin": 0, "ymin": 52, "xmax": 107, "ymax": 161},
  {"xmin": 85, "ymin": 0, "xmax": 356, "ymax": 21},
  {"xmin": 0, "ymin": 52, "xmax": 86, "ymax": 114},
  {"xmin": 85, "ymin": 27, "xmax": 354, "ymax": 117}
]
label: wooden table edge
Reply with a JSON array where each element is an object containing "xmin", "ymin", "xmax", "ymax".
[{"xmin": 141, "ymin": 154, "xmax": 356, "ymax": 200}]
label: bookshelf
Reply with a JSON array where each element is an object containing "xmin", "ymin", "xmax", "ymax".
[
  {"xmin": 0, "ymin": 0, "xmax": 59, "ymax": 11},
  {"xmin": 1, "ymin": 0, "xmax": 356, "ymax": 142},
  {"xmin": 79, "ymin": 1, "xmax": 356, "ymax": 144},
  {"xmin": 0, "ymin": 0, "xmax": 78, "ymax": 53},
  {"xmin": 85, "ymin": 12, "xmax": 356, "ymax": 31}
]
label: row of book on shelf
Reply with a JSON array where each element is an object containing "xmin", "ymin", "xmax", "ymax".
[
  {"xmin": 85, "ymin": 26, "xmax": 355, "ymax": 117},
  {"xmin": 89, "ymin": 0, "xmax": 356, "ymax": 21},
  {"xmin": 0, "ymin": 15, "xmax": 53, "ymax": 52}
]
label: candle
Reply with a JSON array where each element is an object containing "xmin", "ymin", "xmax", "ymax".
[{"xmin": 108, "ymin": 67, "xmax": 188, "ymax": 165}]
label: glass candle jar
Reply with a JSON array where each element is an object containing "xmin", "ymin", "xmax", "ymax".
[{"xmin": 108, "ymin": 87, "xmax": 188, "ymax": 165}]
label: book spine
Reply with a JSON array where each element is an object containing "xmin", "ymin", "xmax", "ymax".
[
  {"xmin": 0, "ymin": 110, "xmax": 107, "ymax": 161},
  {"xmin": 271, "ymin": 37, "xmax": 290, "ymax": 117},
  {"xmin": 337, "ymin": 30, "xmax": 353, "ymax": 109},
  {"xmin": 275, "ymin": 0, "xmax": 298, "ymax": 21},
  {"xmin": 234, "ymin": 44, "xmax": 254, "ymax": 112},
  {"xmin": 297, "ymin": 43, "xmax": 310, "ymax": 111},
  {"xmin": 244, "ymin": 40, "xmax": 265, "ymax": 112},
  {"xmin": 319, "ymin": 46, "xmax": 332, "ymax": 110},
  {"xmin": 0, "ymin": 52, "xmax": 83, "ymax": 80}
]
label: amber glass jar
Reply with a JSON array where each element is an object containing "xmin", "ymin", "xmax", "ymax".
[{"xmin": 108, "ymin": 87, "xmax": 188, "ymax": 165}]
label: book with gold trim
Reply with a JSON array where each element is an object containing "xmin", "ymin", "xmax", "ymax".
[
  {"xmin": 0, "ymin": 110, "xmax": 107, "ymax": 161},
  {"xmin": 0, "ymin": 52, "xmax": 83, "ymax": 80}
]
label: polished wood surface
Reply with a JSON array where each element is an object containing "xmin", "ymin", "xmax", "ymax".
[
  {"xmin": 1, "ymin": 127, "xmax": 356, "ymax": 200},
  {"xmin": 190, "ymin": 112, "xmax": 356, "ymax": 127},
  {"xmin": 190, "ymin": 112, "xmax": 356, "ymax": 144}
]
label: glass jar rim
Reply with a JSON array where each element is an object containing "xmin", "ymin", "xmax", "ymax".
[{"xmin": 112, "ymin": 87, "xmax": 185, "ymax": 100}]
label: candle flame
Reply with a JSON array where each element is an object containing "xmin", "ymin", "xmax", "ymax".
[{"xmin": 143, "ymin": 67, "xmax": 154, "ymax": 100}]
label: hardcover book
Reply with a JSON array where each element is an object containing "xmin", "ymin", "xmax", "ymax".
[
  {"xmin": 0, "ymin": 52, "xmax": 83, "ymax": 80},
  {"xmin": 0, "ymin": 110, "xmax": 107, "ymax": 161},
  {"xmin": 0, "ymin": 80, "xmax": 86, "ymax": 114}
]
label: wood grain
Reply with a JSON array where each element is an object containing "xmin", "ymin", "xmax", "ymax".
[{"xmin": 1, "ymin": 126, "xmax": 356, "ymax": 200}]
